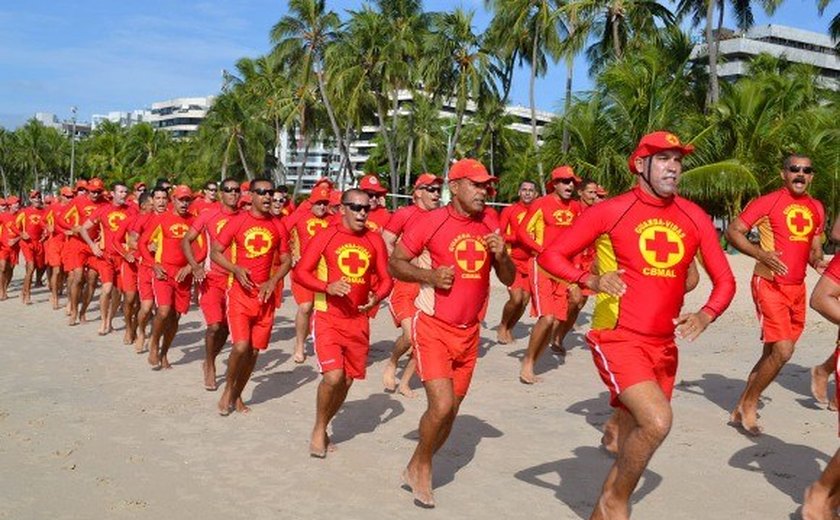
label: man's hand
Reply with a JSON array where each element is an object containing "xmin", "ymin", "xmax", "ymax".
[
  {"xmin": 191, "ymin": 264, "xmax": 207, "ymax": 282},
  {"xmin": 258, "ymin": 279, "xmax": 277, "ymax": 303},
  {"xmin": 90, "ymin": 243, "xmax": 103, "ymax": 258},
  {"xmin": 811, "ymin": 258, "xmax": 829, "ymax": 274},
  {"xmin": 357, "ymin": 291, "xmax": 379, "ymax": 313},
  {"xmin": 326, "ymin": 279, "xmax": 351, "ymax": 297},
  {"xmin": 123, "ymin": 250, "xmax": 136, "ymax": 264},
  {"xmin": 428, "ymin": 266, "xmax": 455, "ymax": 290},
  {"xmin": 484, "ymin": 232, "xmax": 507, "ymax": 259},
  {"xmin": 588, "ymin": 269, "xmax": 626, "ymax": 297},
  {"xmin": 175, "ymin": 265, "xmax": 193, "ymax": 283},
  {"xmin": 152, "ymin": 264, "xmax": 167, "ymax": 280},
  {"xmin": 674, "ymin": 311, "xmax": 713, "ymax": 342},
  {"xmin": 233, "ymin": 266, "xmax": 254, "ymax": 291},
  {"xmin": 757, "ymin": 250, "xmax": 788, "ymax": 276},
  {"xmin": 20, "ymin": 231, "xmax": 30, "ymax": 241}
]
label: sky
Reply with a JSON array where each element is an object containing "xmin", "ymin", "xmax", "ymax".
[{"xmin": 0, "ymin": 0, "xmax": 834, "ymax": 129}]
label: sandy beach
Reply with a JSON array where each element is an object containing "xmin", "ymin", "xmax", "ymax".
[{"xmin": 0, "ymin": 253, "xmax": 837, "ymax": 519}]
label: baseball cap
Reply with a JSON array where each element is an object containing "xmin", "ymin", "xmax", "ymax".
[
  {"xmin": 628, "ymin": 131, "xmax": 694, "ymax": 173},
  {"xmin": 359, "ymin": 174, "xmax": 387, "ymax": 194},
  {"xmin": 172, "ymin": 185, "xmax": 193, "ymax": 200},
  {"xmin": 314, "ymin": 177, "xmax": 335, "ymax": 189},
  {"xmin": 309, "ymin": 185, "xmax": 331, "ymax": 203},
  {"xmin": 595, "ymin": 185, "xmax": 608, "ymax": 197},
  {"xmin": 87, "ymin": 178, "xmax": 105, "ymax": 192},
  {"xmin": 134, "ymin": 181, "xmax": 146, "ymax": 190},
  {"xmin": 75, "ymin": 179, "xmax": 88, "ymax": 191},
  {"xmin": 448, "ymin": 159, "xmax": 498, "ymax": 183},
  {"xmin": 240, "ymin": 180, "xmax": 251, "ymax": 193},
  {"xmin": 329, "ymin": 190, "xmax": 342, "ymax": 206},
  {"xmin": 60, "ymin": 186, "xmax": 74, "ymax": 197},
  {"xmin": 551, "ymin": 166, "xmax": 581, "ymax": 183},
  {"xmin": 414, "ymin": 173, "xmax": 443, "ymax": 189}
]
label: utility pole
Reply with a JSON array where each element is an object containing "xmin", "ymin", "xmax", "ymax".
[{"xmin": 69, "ymin": 106, "xmax": 77, "ymax": 184}]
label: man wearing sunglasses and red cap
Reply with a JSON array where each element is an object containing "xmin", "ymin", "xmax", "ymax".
[
  {"xmin": 9, "ymin": 190, "xmax": 47, "ymax": 304},
  {"xmin": 381, "ymin": 173, "xmax": 443, "ymax": 397},
  {"xmin": 390, "ymin": 158, "xmax": 515, "ymax": 508},
  {"xmin": 358, "ymin": 174, "xmax": 391, "ymax": 232},
  {"xmin": 728, "ymin": 154, "xmax": 827, "ymax": 435},
  {"xmin": 44, "ymin": 187, "xmax": 74, "ymax": 309},
  {"xmin": 538, "ymin": 131, "xmax": 735, "ymax": 519},
  {"xmin": 0, "ymin": 196, "xmax": 20, "ymax": 300},
  {"xmin": 517, "ymin": 166, "xmax": 584, "ymax": 384}
]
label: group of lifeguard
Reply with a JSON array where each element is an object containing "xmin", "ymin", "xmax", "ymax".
[{"xmin": 2, "ymin": 131, "xmax": 839, "ymax": 517}]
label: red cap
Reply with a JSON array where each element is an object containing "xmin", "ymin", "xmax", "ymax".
[
  {"xmin": 329, "ymin": 190, "xmax": 342, "ymax": 206},
  {"xmin": 414, "ymin": 173, "xmax": 443, "ymax": 189},
  {"xmin": 314, "ymin": 177, "xmax": 335, "ymax": 189},
  {"xmin": 7, "ymin": 195, "xmax": 19, "ymax": 204},
  {"xmin": 628, "ymin": 131, "xmax": 694, "ymax": 173},
  {"xmin": 134, "ymin": 181, "xmax": 146, "ymax": 190},
  {"xmin": 75, "ymin": 179, "xmax": 88, "ymax": 191},
  {"xmin": 240, "ymin": 180, "xmax": 251, "ymax": 193},
  {"xmin": 28, "ymin": 189, "xmax": 41, "ymax": 198},
  {"xmin": 172, "ymin": 185, "xmax": 193, "ymax": 200},
  {"xmin": 309, "ymin": 186, "xmax": 331, "ymax": 203},
  {"xmin": 448, "ymin": 159, "xmax": 498, "ymax": 183},
  {"xmin": 87, "ymin": 178, "xmax": 105, "ymax": 192},
  {"xmin": 359, "ymin": 174, "xmax": 387, "ymax": 194},
  {"xmin": 595, "ymin": 185, "xmax": 608, "ymax": 197},
  {"xmin": 238, "ymin": 193, "xmax": 252, "ymax": 207},
  {"xmin": 550, "ymin": 166, "xmax": 581, "ymax": 183},
  {"xmin": 60, "ymin": 186, "xmax": 74, "ymax": 197}
]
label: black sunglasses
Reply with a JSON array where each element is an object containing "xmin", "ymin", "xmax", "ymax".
[
  {"xmin": 271, "ymin": 197, "xmax": 284, "ymax": 204},
  {"xmin": 555, "ymin": 178, "xmax": 575, "ymax": 184},
  {"xmin": 206, "ymin": 187, "xmax": 218, "ymax": 192},
  {"xmin": 419, "ymin": 186, "xmax": 441, "ymax": 194},
  {"xmin": 788, "ymin": 165, "xmax": 813, "ymax": 174},
  {"xmin": 343, "ymin": 202, "xmax": 371, "ymax": 213},
  {"xmin": 252, "ymin": 188, "xmax": 274, "ymax": 196},
  {"xmin": 221, "ymin": 186, "xmax": 241, "ymax": 193}
]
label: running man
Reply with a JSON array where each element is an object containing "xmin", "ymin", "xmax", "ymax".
[
  {"xmin": 802, "ymin": 253, "xmax": 840, "ymax": 520},
  {"xmin": 381, "ymin": 173, "xmax": 443, "ymax": 397},
  {"xmin": 359, "ymin": 174, "xmax": 391, "ymax": 231},
  {"xmin": 44, "ymin": 187, "xmax": 73, "ymax": 309},
  {"xmin": 728, "ymin": 154, "xmax": 826, "ymax": 435},
  {"xmin": 517, "ymin": 166, "xmax": 584, "ymax": 383},
  {"xmin": 538, "ymin": 131, "xmax": 735, "ymax": 519},
  {"xmin": 13, "ymin": 190, "xmax": 47, "ymax": 305},
  {"xmin": 182, "ymin": 177, "xmax": 240, "ymax": 390},
  {"xmin": 211, "ymin": 178, "xmax": 291, "ymax": 415},
  {"xmin": 809, "ymin": 215, "xmax": 840, "ymax": 408},
  {"xmin": 496, "ymin": 180, "xmax": 537, "ymax": 344},
  {"xmin": 389, "ymin": 158, "xmax": 515, "ymax": 507},
  {"xmin": 294, "ymin": 188, "xmax": 393, "ymax": 457},
  {"xmin": 130, "ymin": 186, "xmax": 169, "ymax": 352}
]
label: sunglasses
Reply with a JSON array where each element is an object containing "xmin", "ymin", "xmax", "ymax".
[
  {"xmin": 271, "ymin": 198, "xmax": 284, "ymax": 204},
  {"xmin": 206, "ymin": 188, "xmax": 218, "ymax": 192},
  {"xmin": 555, "ymin": 178, "xmax": 575, "ymax": 185},
  {"xmin": 252, "ymin": 188, "xmax": 274, "ymax": 196},
  {"xmin": 788, "ymin": 165, "xmax": 813, "ymax": 174},
  {"xmin": 343, "ymin": 202, "xmax": 371, "ymax": 213},
  {"xmin": 176, "ymin": 197, "xmax": 192, "ymax": 202},
  {"xmin": 419, "ymin": 186, "xmax": 441, "ymax": 194},
  {"xmin": 89, "ymin": 190, "xmax": 103, "ymax": 194},
  {"xmin": 136, "ymin": 187, "xmax": 146, "ymax": 192},
  {"xmin": 221, "ymin": 186, "xmax": 241, "ymax": 193}
]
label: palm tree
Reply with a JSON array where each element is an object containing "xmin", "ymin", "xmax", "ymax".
[
  {"xmin": 203, "ymin": 90, "xmax": 258, "ymax": 180},
  {"xmin": 15, "ymin": 119, "xmax": 50, "ymax": 189}
]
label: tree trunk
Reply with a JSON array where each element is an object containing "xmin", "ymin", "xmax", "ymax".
[
  {"xmin": 706, "ymin": 0, "xmax": 720, "ymax": 107},
  {"xmin": 0, "ymin": 164, "xmax": 8, "ymax": 196},
  {"xmin": 562, "ymin": 56, "xmax": 574, "ymax": 154},
  {"xmin": 374, "ymin": 93, "xmax": 398, "ymax": 209},
  {"xmin": 530, "ymin": 33, "xmax": 546, "ymax": 195},
  {"xmin": 612, "ymin": 9, "xmax": 622, "ymax": 59},
  {"xmin": 316, "ymin": 68, "xmax": 351, "ymax": 181},
  {"xmin": 236, "ymin": 136, "xmax": 253, "ymax": 180},
  {"xmin": 404, "ymin": 135, "xmax": 414, "ymax": 193},
  {"xmin": 446, "ymin": 108, "xmax": 466, "ymax": 178},
  {"xmin": 293, "ymin": 132, "xmax": 312, "ymax": 197},
  {"xmin": 489, "ymin": 137, "xmax": 495, "ymax": 177}
]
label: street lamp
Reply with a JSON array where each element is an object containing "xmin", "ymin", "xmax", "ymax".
[{"xmin": 69, "ymin": 106, "xmax": 77, "ymax": 185}]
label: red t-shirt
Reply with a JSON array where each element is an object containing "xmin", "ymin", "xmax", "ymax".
[
  {"xmin": 131, "ymin": 212, "xmax": 160, "ymax": 265},
  {"xmin": 499, "ymin": 201, "xmax": 531, "ymax": 261},
  {"xmin": 365, "ymin": 207, "xmax": 391, "ymax": 233},
  {"xmin": 384, "ymin": 205, "xmax": 423, "ymax": 236},
  {"xmin": 538, "ymin": 186, "xmax": 736, "ymax": 338},
  {"xmin": 737, "ymin": 188, "xmax": 825, "ymax": 285},
  {"xmin": 517, "ymin": 195, "xmax": 582, "ymax": 255},
  {"xmin": 293, "ymin": 222, "xmax": 392, "ymax": 318},
  {"xmin": 287, "ymin": 212, "xmax": 330, "ymax": 261},
  {"xmin": 216, "ymin": 211, "xmax": 290, "ymax": 296},
  {"xmin": 398, "ymin": 205, "xmax": 500, "ymax": 328},
  {"xmin": 190, "ymin": 207, "xmax": 238, "ymax": 280},
  {"xmin": 45, "ymin": 202, "xmax": 68, "ymax": 238},
  {"xmin": 87, "ymin": 203, "xmax": 138, "ymax": 255},
  {"xmin": 14, "ymin": 207, "xmax": 46, "ymax": 243},
  {"xmin": 58, "ymin": 196, "xmax": 107, "ymax": 245},
  {"xmin": 0, "ymin": 212, "xmax": 15, "ymax": 247},
  {"xmin": 144, "ymin": 210, "xmax": 196, "ymax": 268}
]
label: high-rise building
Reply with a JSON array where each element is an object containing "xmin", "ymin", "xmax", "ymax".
[
  {"xmin": 148, "ymin": 96, "xmax": 214, "ymax": 138},
  {"xmin": 91, "ymin": 110, "xmax": 151, "ymax": 130}
]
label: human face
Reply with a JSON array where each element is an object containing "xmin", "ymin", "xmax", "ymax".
[
  {"xmin": 204, "ymin": 184, "xmax": 218, "ymax": 202},
  {"xmin": 450, "ymin": 179, "xmax": 489, "ymax": 216},
  {"xmin": 364, "ymin": 191, "xmax": 380, "ymax": 210},
  {"xmin": 270, "ymin": 193, "xmax": 285, "ymax": 216},
  {"xmin": 250, "ymin": 183, "xmax": 274, "ymax": 214},
  {"xmin": 578, "ymin": 182, "xmax": 598, "ymax": 207},
  {"xmin": 174, "ymin": 196, "xmax": 191, "ymax": 216},
  {"xmin": 31, "ymin": 194, "xmax": 44, "ymax": 209},
  {"xmin": 311, "ymin": 200, "xmax": 328, "ymax": 218},
  {"xmin": 220, "ymin": 182, "xmax": 241, "ymax": 210},
  {"xmin": 152, "ymin": 191, "xmax": 168, "ymax": 213},
  {"xmin": 553, "ymin": 178, "xmax": 575, "ymax": 201},
  {"xmin": 781, "ymin": 157, "xmax": 813, "ymax": 196},
  {"xmin": 10, "ymin": 202, "xmax": 20, "ymax": 212},
  {"xmin": 88, "ymin": 187, "xmax": 103, "ymax": 202},
  {"xmin": 341, "ymin": 192, "xmax": 370, "ymax": 232},
  {"xmin": 635, "ymin": 150, "xmax": 684, "ymax": 199},
  {"xmin": 415, "ymin": 184, "xmax": 441, "ymax": 210},
  {"xmin": 112, "ymin": 185, "xmax": 128, "ymax": 206},
  {"xmin": 140, "ymin": 197, "xmax": 153, "ymax": 213},
  {"xmin": 519, "ymin": 182, "xmax": 537, "ymax": 204}
]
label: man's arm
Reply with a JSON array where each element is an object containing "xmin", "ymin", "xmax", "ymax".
[
  {"xmin": 79, "ymin": 217, "xmax": 103, "ymax": 257},
  {"xmin": 486, "ymin": 232, "xmax": 515, "ymax": 286},
  {"xmin": 181, "ymin": 225, "xmax": 206, "ymax": 281},
  {"xmin": 388, "ymin": 244, "xmax": 454, "ymax": 290},
  {"xmin": 382, "ymin": 229, "xmax": 398, "ymax": 256},
  {"xmin": 725, "ymin": 218, "xmax": 787, "ymax": 276},
  {"xmin": 809, "ymin": 233, "xmax": 827, "ymax": 272},
  {"xmin": 810, "ymin": 273, "xmax": 840, "ymax": 324}
]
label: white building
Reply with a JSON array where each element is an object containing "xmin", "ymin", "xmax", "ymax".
[
  {"xmin": 148, "ymin": 96, "xmax": 214, "ymax": 138},
  {"xmin": 91, "ymin": 110, "xmax": 151, "ymax": 130},
  {"xmin": 33, "ymin": 112, "xmax": 91, "ymax": 139},
  {"xmin": 691, "ymin": 24, "xmax": 840, "ymax": 90}
]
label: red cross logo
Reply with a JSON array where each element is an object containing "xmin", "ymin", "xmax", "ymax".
[
  {"xmin": 169, "ymin": 223, "xmax": 189, "ymax": 239},
  {"xmin": 786, "ymin": 207, "xmax": 813, "ymax": 237},
  {"xmin": 337, "ymin": 246, "xmax": 370, "ymax": 278},
  {"xmin": 244, "ymin": 228, "xmax": 273, "ymax": 258},
  {"xmin": 638, "ymin": 225, "xmax": 684, "ymax": 269},
  {"xmin": 553, "ymin": 209, "xmax": 574, "ymax": 226},
  {"xmin": 454, "ymin": 238, "xmax": 487, "ymax": 273}
]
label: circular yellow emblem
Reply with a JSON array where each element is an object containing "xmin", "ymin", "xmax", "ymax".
[
  {"xmin": 169, "ymin": 223, "xmax": 189, "ymax": 239},
  {"xmin": 337, "ymin": 246, "xmax": 370, "ymax": 278},
  {"xmin": 785, "ymin": 207, "xmax": 813, "ymax": 237},
  {"xmin": 243, "ymin": 228, "xmax": 273, "ymax": 258},
  {"xmin": 306, "ymin": 218, "xmax": 328, "ymax": 237},
  {"xmin": 107, "ymin": 211, "xmax": 126, "ymax": 231},
  {"xmin": 454, "ymin": 238, "xmax": 487, "ymax": 273},
  {"xmin": 665, "ymin": 133, "xmax": 680, "ymax": 145},
  {"xmin": 552, "ymin": 209, "xmax": 574, "ymax": 226},
  {"xmin": 638, "ymin": 226, "xmax": 684, "ymax": 269}
]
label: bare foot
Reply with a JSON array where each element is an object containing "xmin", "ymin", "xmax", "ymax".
[
  {"xmin": 122, "ymin": 331, "xmax": 135, "ymax": 346},
  {"xmin": 79, "ymin": 314, "xmax": 87, "ymax": 324},
  {"xmin": 802, "ymin": 482, "xmax": 833, "ymax": 520},
  {"xmin": 203, "ymin": 361, "xmax": 217, "ymax": 391},
  {"xmin": 729, "ymin": 406, "xmax": 762, "ymax": 436},
  {"xmin": 398, "ymin": 384, "xmax": 417, "ymax": 398},
  {"xmin": 97, "ymin": 325, "xmax": 112, "ymax": 336},
  {"xmin": 68, "ymin": 315, "xmax": 79, "ymax": 326},
  {"xmin": 496, "ymin": 327, "xmax": 512, "ymax": 344},
  {"xmin": 519, "ymin": 366, "xmax": 542, "ymax": 385},
  {"xmin": 401, "ymin": 467, "xmax": 435, "ymax": 508},
  {"xmin": 217, "ymin": 388, "xmax": 232, "ymax": 416},
  {"xmin": 160, "ymin": 356, "xmax": 172, "ymax": 370},
  {"xmin": 829, "ymin": 398, "xmax": 837, "ymax": 412},
  {"xmin": 811, "ymin": 365, "xmax": 830, "ymax": 405},
  {"xmin": 550, "ymin": 343, "xmax": 567, "ymax": 356},
  {"xmin": 309, "ymin": 430, "xmax": 330, "ymax": 458},
  {"xmin": 382, "ymin": 360, "xmax": 398, "ymax": 392},
  {"xmin": 235, "ymin": 398, "xmax": 250, "ymax": 414},
  {"xmin": 148, "ymin": 352, "xmax": 161, "ymax": 370},
  {"xmin": 592, "ymin": 491, "xmax": 629, "ymax": 520},
  {"xmin": 133, "ymin": 336, "xmax": 146, "ymax": 354},
  {"xmin": 293, "ymin": 347, "xmax": 306, "ymax": 364}
]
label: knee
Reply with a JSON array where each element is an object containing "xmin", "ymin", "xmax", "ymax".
[
  {"xmin": 156, "ymin": 306, "xmax": 172, "ymax": 320},
  {"xmin": 427, "ymin": 397, "xmax": 457, "ymax": 423},
  {"xmin": 322, "ymin": 370, "xmax": 346, "ymax": 389},
  {"xmin": 642, "ymin": 409, "xmax": 673, "ymax": 442},
  {"xmin": 207, "ymin": 323, "xmax": 221, "ymax": 334},
  {"xmin": 541, "ymin": 316, "xmax": 556, "ymax": 327},
  {"xmin": 299, "ymin": 303, "xmax": 313, "ymax": 315},
  {"xmin": 772, "ymin": 342, "xmax": 795, "ymax": 364}
]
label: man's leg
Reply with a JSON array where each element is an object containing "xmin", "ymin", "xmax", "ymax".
[
  {"xmin": 497, "ymin": 288, "xmax": 528, "ymax": 344},
  {"xmin": 403, "ymin": 378, "xmax": 463, "ymax": 508},
  {"xmin": 203, "ymin": 322, "xmax": 222, "ymax": 390},
  {"xmin": 293, "ymin": 301, "xmax": 313, "ymax": 363},
  {"xmin": 384, "ymin": 319, "xmax": 413, "ymax": 392},
  {"xmin": 230, "ymin": 347, "xmax": 259, "ymax": 413},
  {"xmin": 520, "ymin": 316, "xmax": 556, "ymax": 384},
  {"xmin": 0, "ymin": 259, "xmax": 7, "ymax": 301},
  {"xmin": 731, "ymin": 339, "xmax": 795, "ymax": 434},
  {"xmin": 21, "ymin": 262, "xmax": 34, "ymax": 304},
  {"xmin": 591, "ymin": 382, "xmax": 672, "ymax": 520},
  {"xmin": 79, "ymin": 269, "xmax": 98, "ymax": 323},
  {"xmin": 123, "ymin": 291, "xmax": 138, "ymax": 345},
  {"xmin": 135, "ymin": 300, "xmax": 154, "ymax": 352},
  {"xmin": 158, "ymin": 312, "xmax": 181, "ymax": 369},
  {"xmin": 310, "ymin": 369, "xmax": 354, "ymax": 457},
  {"xmin": 67, "ymin": 267, "xmax": 83, "ymax": 325},
  {"xmin": 218, "ymin": 340, "xmax": 251, "ymax": 415},
  {"xmin": 97, "ymin": 282, "xmax": 114, "ymax": 335},
  {"xmin": 803, "ymin": 448, "xmax": 840, "ymax": 520},
  {"xmin": 148, "ymin": 304, "xmax": 171, "ymax": 368},
  {"xmin": 811, "ymin": 329, "xmax": 840, "ymax": 406}
]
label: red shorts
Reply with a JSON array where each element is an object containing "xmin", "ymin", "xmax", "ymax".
[
  {"xmin": 45, "ymin": 235, "xmax": 64, "ymax": 268},
  {"xmin": 152, "ymin": 266, "xmax": 192, "ymax": 314},
  {"xmin": 585, "ymin": 328, "xmax": 678, "ymax": 408},
  {"xmin": 138, "ymin": 264, "xmax": 154, "ymax": 302},
  {"xmin": 121, "ymin": 260, "xmax": 139, "ymax": 293},
  {"xmin": 227, "ymin": 284, "xmax": 276, "ymax": 350},
  {"xmin": 750, "ymin": 275, "xmax": 805, "ymax": 343},
  {"xmin": 199, "ymin": 276, "xmax": 228, "ymax": 326},
  {"xmin": 61, "ymin": 239, "xmax": 91, "ymax": 272},
  {"xmin": 6, "ymin": 244, "xmax": 19, "ymax": 265},
  {"xmin": 94, "ymin": 253, "xmax": 120, "ymax": 285},
  {"xmin": 412, "ymin": 312, "xmax": 480, "ymax": 397},
  {"xmin": 388, "ymin": 279, "xmax": 419, "ymax": 327},
  {"xmin": 835, "ymin": 342, "xmax": 840, "ymax": 437},
  {"xmin": 292, "ymin": 279, "xmax": 313, "ymax": 305},
  {"xmin": 312, "ymin": 311, "xmax": 370, "ymax": 379},
  {"xmin": 20, "ymin": 241, "xmax": 45, "ymax": 269},
  {"xmin": 508, "ymin": 257, "xmax": 531, "ymax": 293},
  {"xmin": 530, "ymin": 258, "xmax": 569, "ymax": 320}
]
